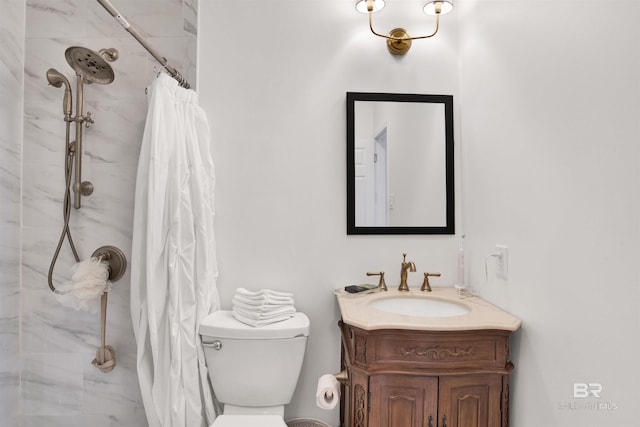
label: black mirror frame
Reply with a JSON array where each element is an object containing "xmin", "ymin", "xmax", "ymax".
[{"xmin": 346, "ymin": 92, "xmax": 455, "ymax": 235}]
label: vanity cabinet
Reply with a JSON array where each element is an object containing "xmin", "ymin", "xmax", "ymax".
[{"xmin": 339, "ymin": 321, "xmax": 514, "ymax": 427}]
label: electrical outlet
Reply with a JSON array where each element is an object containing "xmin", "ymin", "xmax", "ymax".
[{"xmin": 496, "ymin": 245, "xmax": 508, "ymax": 280}]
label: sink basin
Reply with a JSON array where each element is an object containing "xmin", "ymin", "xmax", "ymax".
[{"xmin": 369, "ymin": 296, "xmax": 470, "ymax": 317}]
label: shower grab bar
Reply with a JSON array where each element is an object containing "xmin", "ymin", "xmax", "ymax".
[{"xmin": 95, "ymin": 0, "xmax": 191, "ymax": 89}]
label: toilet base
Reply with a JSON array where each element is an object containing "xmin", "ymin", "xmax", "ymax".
[{"xmin": 212, "ymin": 414, "xmax": 287, "ymax": 427}]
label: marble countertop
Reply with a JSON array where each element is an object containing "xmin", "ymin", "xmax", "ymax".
[{"xmin": 335, "ymin": 287, "xmax": 522, "ymax": 332}]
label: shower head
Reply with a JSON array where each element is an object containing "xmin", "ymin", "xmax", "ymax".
[
  {"xmin": 46, "ymin": 68, "xmax": 72, "ymax": 117},
  {"xmin": 65, "ymin": 46, "xmax": 115, "ymax": 85},
  {"xmin": 46, "ymin": 68, "xmax": 70, "ymax": 89}
]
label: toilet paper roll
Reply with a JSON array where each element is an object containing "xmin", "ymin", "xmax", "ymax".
[{"xmin": 316, "ymin": 374, "xmax": 340, "ymax": 410}]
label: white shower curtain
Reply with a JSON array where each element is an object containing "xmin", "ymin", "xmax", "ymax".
[{"xmin": 131, "ymin": 73, "xmax": 220, "ymax": 427}]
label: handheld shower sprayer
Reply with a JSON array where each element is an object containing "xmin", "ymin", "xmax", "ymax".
[{"xmin": 46, "ymin": 68, "xmax": 72, "ymax": 118}]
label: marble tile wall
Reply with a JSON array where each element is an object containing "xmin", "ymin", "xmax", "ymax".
[
  {"xmin": 0, "ymin": 1, "xmax": 25, "ymax": 426},
  {"xmin": 7, "ymin": 0, "xmax": 197, "ymax": 425}
]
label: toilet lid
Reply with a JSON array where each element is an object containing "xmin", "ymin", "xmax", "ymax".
[
  {"xmin": 200, "ymin": 310, "xmax": 309, "ymax": 339},
  {"xmin": 212, "ymin": 415, "xmax": 287, "ymax": 427}
]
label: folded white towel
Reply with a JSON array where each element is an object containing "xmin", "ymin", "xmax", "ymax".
[
  {"xmin": 235, "ymin": 288, "xmax": 295, "ymax": 304},
  {"xmin": 233, "ymin": 305, "xmax": 296, "ymax": 320},
  {"xmin": 232, "ymin": 288, "xmax": 297, "ymax": 327},
  {"xmin": 232, "ymin": 297, "xmax": 293, "ymax": 312},
  {"xmin": 232, "ymin": 310, "xmax": 294, "ymax": 327},
  {"xmin": 236, "ymin": 287, "xmax": 294, "ymax": 299}
]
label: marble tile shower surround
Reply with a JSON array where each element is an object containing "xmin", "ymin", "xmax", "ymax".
[
  {"xmin": 0, "ymin": 0, "xmax": 197, "ymax": 426},
  {"xmin": 1, "ymin": 1, "xmax": 25, "ymax": 426}
]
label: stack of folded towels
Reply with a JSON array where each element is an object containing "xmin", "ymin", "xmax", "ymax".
[{"xmin": 232, "ymin": 288, "xmax": 296, "ymax": 327}]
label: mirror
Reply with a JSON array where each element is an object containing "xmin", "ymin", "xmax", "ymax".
[{"xmin": 347, "ymin": 92, "xmax": 454, "ymax": 235}]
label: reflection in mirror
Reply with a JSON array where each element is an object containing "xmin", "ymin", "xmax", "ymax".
[{"xmin": 347, "ymin": 92, "xmax": 454, "ymax": 235}]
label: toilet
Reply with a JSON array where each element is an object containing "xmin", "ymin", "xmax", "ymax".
[{"xmin": 199, "ymin": 310, "xmax": 310, "ymax": 427}]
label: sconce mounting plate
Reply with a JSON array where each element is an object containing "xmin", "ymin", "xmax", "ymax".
[{"xmin": 387, "ymin": 28, "xmax": 412, "ymax": 55}]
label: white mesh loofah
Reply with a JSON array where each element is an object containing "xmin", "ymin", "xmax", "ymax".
[{"xmin": 55, "ymin": 257, "xmax": 111, "ymax": 312}]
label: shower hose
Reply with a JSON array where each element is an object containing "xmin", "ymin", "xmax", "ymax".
[{"xmin": 47, "ymin": 119, "xmax": 80, "ymax": 294}]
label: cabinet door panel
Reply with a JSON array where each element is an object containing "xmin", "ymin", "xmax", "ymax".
[
  {"xmin": 369, "ymin": 375, "xmax": 438, "ymax": 427},
  {"xmin": 438, "ymin": 375, "xmax": 502, "ymax": 427}
]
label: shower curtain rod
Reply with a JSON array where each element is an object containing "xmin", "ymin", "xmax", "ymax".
[{"xmin": 96, "ymin": 0, "xmax": 191, "ymax": 89}]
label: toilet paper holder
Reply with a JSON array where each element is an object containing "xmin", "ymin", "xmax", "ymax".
[{"xmin": 324, "ymin": 370, "xmax": 349, "ymax": 400}]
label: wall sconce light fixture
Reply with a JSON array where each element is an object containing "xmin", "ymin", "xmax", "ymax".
[{"xmin": 355, "ymin": 0, "xmax": 453, "ymax": 55}]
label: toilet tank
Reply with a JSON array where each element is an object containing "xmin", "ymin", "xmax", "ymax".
[{"xmin": 199, "ymin": 311, "xmax": 309, "ymax": 408}]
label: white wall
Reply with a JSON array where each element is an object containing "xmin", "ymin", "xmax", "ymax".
[
  {"xmin": 459, "ymin": 0, "xmax": 640, "ymax": 425},
  {"xmin": 200, "ymin": 0, "xmax": 640, "ymax": 426},
  {"xmin": 198, "ymin": 0, "xmax": 462, "ymax": 424}
]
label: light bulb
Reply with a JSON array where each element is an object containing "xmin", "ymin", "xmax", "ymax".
[
  {"xmin": 423, "ymin": 0, "xmax": 453, "ymax": 16},
  {"xmin": 355, "ymin": 0, "xmax": 386, "ymax": 13}
]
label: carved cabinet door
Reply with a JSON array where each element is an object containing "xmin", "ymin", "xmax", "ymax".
[
  {"xmin": 369, "ymin": 374, "xmax": 438, "ymax": 427},
  {"xmin": 438, "ymin": 375, "xmax": 503, "ymax": 427}
]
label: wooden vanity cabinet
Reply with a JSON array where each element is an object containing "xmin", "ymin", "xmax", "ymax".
[{"xmin": 339, "ymin": 321, "xmax": 514, "ymax": 427}]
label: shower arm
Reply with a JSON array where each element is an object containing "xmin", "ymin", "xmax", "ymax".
[{"xmin": 95, "ymin": 0, "xmax": 190, "ymax": 88}]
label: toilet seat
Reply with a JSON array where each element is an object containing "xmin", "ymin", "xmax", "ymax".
[{"xmin": 211, "ymin": 415, "xmax": 287, "ymax": 427}]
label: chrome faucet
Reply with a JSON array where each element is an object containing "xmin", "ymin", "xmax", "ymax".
[{"xmin": 398, "ymin": 253, "xmax": 416, "ymax": 291}]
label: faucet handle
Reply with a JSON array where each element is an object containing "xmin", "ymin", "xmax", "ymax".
[
  {"xmin": 420, "ymin": 272, "xmax": 441, "ymax": 292},
  {"xmin": 366, "ymin": 271, "xmax": 387, "ymax": 291}
]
